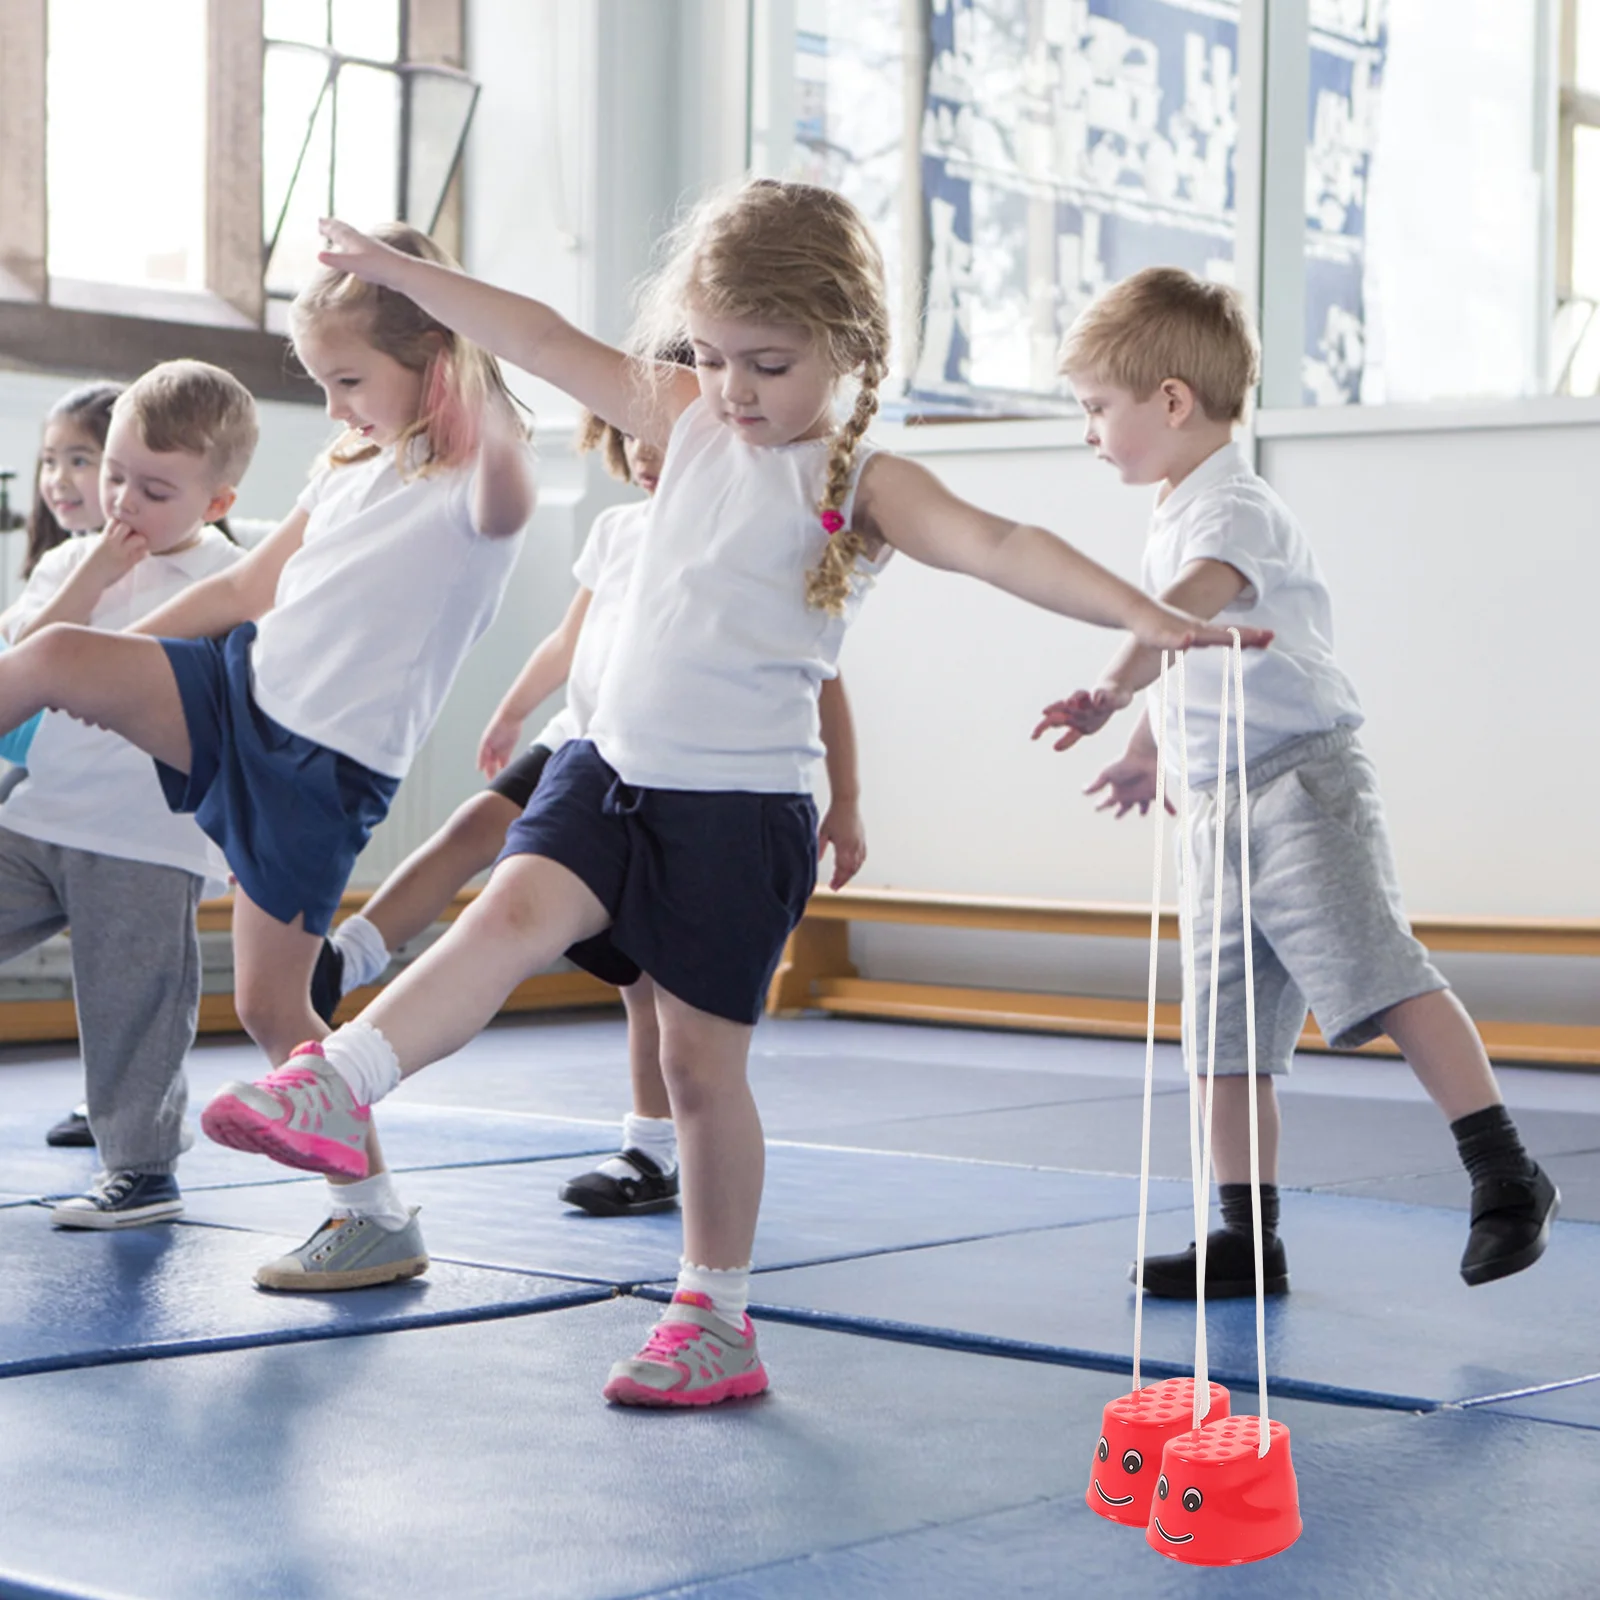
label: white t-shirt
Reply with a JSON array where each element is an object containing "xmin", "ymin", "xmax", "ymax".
[
  {"xmin": 1143, "ymin": 441, "xmax": 1363, "ymax": 783},
  {"xmin": 1, "ymin": 528, "xmax": 240, "ymax": 884},
  {"xmin": 252, "ymin": 444, "xmax": 528, "ymax": 777},
  {"xmin": 533, "ymin": 498, "xmax": 650, "ymax": 751},
  {"xmin": 586, "ymin": 398, "xmax": 887, "ymax": 793}
]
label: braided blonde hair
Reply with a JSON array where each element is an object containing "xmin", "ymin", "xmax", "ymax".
[{"xmin": 632, "ymin": 180, "xmax": 891, "ymax": 615}]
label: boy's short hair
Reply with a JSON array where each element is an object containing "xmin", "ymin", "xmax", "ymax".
[
  {"xmin": 115, "ymin": 359, "xmax": 259, "ymax": 487},
  {"xmin": 1058, "ymin": 267, "xmax": 1260, "ymax": 423}
]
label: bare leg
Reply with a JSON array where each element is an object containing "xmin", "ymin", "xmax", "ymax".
[
  {"xmin": 1377, "ymin": 990, "xmax": 1502, "ymax": 1122},
  {"xmin": 359, "ymin": 853, "xmax": 609, "ymax": 1076},
  {"xmin": 0, "ymin": 626, "xmax": 192, "ymax": 770},
  {"xmin": 653, "ymin": 989, "xmax": 761, "ymax": 1269},
  {"xmin": 355, "ymin": 790, "xmax": 521, "ymax": 953},
  {"xmin": 1200, "ymin": 1075, "xmax": 1282, "ymax": 1188},
  {"xmin": 619, "ymin": 975, "xmax": 672, "ymax": 1119},
  {"xmin": 230, "ymin": 889, "xmax": 392, "ymax": 1181}
]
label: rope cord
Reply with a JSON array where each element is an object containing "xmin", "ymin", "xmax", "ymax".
[{"xmin": 1129, "ymin": 654, "xmax": 1172, "ymax": 1393}]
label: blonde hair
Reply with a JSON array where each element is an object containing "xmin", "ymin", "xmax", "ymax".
[
  {"xmin": 290, "ymin": 222, "xmax": 526, "ymax": 475},
  {"xmin": 632, "ymin": 179, "xmax": 890, "ymax": 614},
  {"xmin": 1058, "ymin": 267, "xmax": 1260, "ymax": 423},
  {"xmin": 115, "ymin": 360, "xmax": 259, "ymax": 486}
]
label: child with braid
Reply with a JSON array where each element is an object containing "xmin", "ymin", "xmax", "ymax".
[{"xmin": 201, "ymin": 180, "xmax": 1266, "ymax": 1407}]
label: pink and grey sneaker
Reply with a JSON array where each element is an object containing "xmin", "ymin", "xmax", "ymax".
[
  {"xmin": 200, "ymin": 1041, "xmax": 371, "ymax": 1179},
  {"xmin": 603, "ymin": 1291, "xmax": 770, "ymax": 1408}
]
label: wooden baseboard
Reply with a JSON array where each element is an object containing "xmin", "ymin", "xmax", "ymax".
[{"xmin": 805, "ymin": 978, "xmax": 1600, "ymax": 1068}]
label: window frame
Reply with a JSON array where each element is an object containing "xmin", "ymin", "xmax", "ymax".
[{"xmin": 0, "ymin": 0, "xmax": 465, "ymax": 404}]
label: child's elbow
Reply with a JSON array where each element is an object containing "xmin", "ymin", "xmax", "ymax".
[{"xmin": 476, "ymin": 483, "xmax": 538, "ymax": 540}]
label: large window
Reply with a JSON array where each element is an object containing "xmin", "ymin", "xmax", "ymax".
[
  {"xmin": 0, "ymin": 0, "xmax": 473, "ymax": 399},
  {"xmin": 755, "ymin": 0, "xmax": 1599, "ymax": 415}
]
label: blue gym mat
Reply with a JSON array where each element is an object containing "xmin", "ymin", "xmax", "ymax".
[
  {"xmin": 176, "ymin": 1143, "xmax": 1196, "ymax": 1284},
  {"xmin": 0, "ymin": 1299, "xmax": 1398, "ymax": 1600},
  {"xmin": 0, "ymin": 1206, "xmax": 609, "ymax": 1379},
  {"xmin": 650, "ymin": 1407, "xmax": 1600, "ymax": 1600},
  {"xmin": 745, "ymin": 1190, "xmax": 1599, "ymax": 1409},
  {"xmin": 0, "ymin": 1104, "xmax": 615, "ymax": 1201},
  {"xmin": 1469, "ymin": 1373, "xmax": 1600, "ymax": 1431}
]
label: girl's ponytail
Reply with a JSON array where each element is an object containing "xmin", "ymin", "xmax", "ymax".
[{"xmin": 805, "ymin": 357, "xmax": 883, "ymax": 616}]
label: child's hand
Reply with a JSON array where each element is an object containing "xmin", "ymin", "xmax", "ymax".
[
  {"xmin": 87, "ymin": 520, "xmax": 150, "ymax": 585},
  {"xmin": 1032, "ymin": 686, "xmax": 1131, "ymax": 752},
  {"xmin": 317, "ymin": 218, "xmax": 411, "ymax": 289},
  {"xmin": 1135, "ymin": 603, "xmax": 1273, "ymax": 654},
  {"xmin": 476, "ymin": 708, "xmax": 523, "ymax": 778},
  {"xmin": 1084, "ymin": 752, "xmax": 1173, "ymax": 818},
  {"xmin": 818, "ymin": 800, "xmax": 867, "ymax": 890}
]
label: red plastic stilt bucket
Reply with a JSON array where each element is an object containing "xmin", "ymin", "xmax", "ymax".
[
  {"xmin": 1145, "ymin": 1415, "xmax": 1301, "ymax": 1565},
  {"xmin": 1086, "ymin": 1377, "xmax": 1230, "ymax": 1526}
]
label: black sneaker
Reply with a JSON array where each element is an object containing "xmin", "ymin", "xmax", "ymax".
[
  {"xmin": 50, "ymin": 1170, "xmax": 183, "ymax": 1230},
  {"xmin": 309, "ymin": 938, "xmax": 345, "ymax": 1028},
  {"xmin": 46, "ymin": 1103, "xmax": 94, "ymax": 1148},
  {"xmin": 1461, "ymin": 1162, "xmax": 1559, "ymax": 1286},
  {"xmin": 559, "ymin": 1149, "xmax": 680, "ymax": 1217},
  {"xmin": 1133, "ymin": 1228, "xmax": 1291, "ymax": 1299}
]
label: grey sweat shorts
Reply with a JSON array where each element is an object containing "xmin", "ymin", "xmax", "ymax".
[{"xmin": 1183, "ymin": 725, "xmax": 1445, "ymax": 1075}]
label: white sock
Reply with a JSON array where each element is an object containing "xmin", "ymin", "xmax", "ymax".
[
  {"xmin": 676, "ymin": 1259, "xmax": 751, "ymax": 1323},
  {"xmin": 616, "ymin": 1112, "xmax": 677, "ymax": 1175},
  {"xmin": 320, "ymin": 1019, "xmax": 401, "ymax": 1107},
  {"xmin": 332, "ymin": 913, "xmax": 391, "ymax": 995},
  {"xmin": 326, "ymin": 1170, "xmax": 410, "ymax": 1231}
]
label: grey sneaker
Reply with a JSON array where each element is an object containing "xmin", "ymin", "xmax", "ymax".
[
  {"xmin": 255, "ymin": 1207, "xmax": 429, "ymax": 1292},
  {"xmin": 51, "ymin": 1170, "xmax": 183, "ymax": 1230}
]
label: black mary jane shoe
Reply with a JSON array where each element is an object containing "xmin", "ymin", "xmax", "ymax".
[{"xmin": 559, "ymin": 1149, "xmax": 680, "ymax": 1217}]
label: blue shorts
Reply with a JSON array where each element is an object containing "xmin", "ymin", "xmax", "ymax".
[
  {"xmin": 156, "ymin": 624, "xmax": 399, "ymax": 935},
  {"xmin": 497, "ymin": 740, "xmax": 818, "ymax": 1025}
]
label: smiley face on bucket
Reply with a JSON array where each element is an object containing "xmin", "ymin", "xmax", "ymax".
[{"xmin": 1084, "ymin": 1378, "xmax": 1229, "ymax": 1528}]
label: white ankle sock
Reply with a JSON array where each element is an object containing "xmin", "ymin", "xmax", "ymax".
[
  {"xmin": 676, "ymin": 1259, "xmax": 750, "ymax": 1322},
  {"xmin": 618, "ymin": 1112, "xmax": 677, "ymax": 1174},
  {"xmin": 332, "ymin": 914, "xmax": 391, "ymax": 995},
  {"xmin": 320, "ymin": 1019, "xmax": 401, "ymax": 1107},
  {"xmin": 327, "ymin": 1170, "xmax": 410, "ymax": 1231}
]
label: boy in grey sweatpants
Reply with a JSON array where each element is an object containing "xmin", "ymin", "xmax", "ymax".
[{"xmin": 0, "ymin": 361, "xmax": 256, "ymax": 1226}]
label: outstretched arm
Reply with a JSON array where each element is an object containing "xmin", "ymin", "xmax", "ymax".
[
  {"xmin": 855, "ymin": 455, "xmax": 1269, "ymax": 655},
  {"xmin": 477, "ymin": 586, "xmax": 592, "ymax": 778},
  {"xmin": 817, "ymin": 673, "xmax": 866, "ymax": 889},
  {"xmin": 1033, "ymin": 557, "xmax": 1250, "ymax": 751},
  {"xmin": 317, "ymin": 220, "xmax": 700, "ymax": 450},
  {"xmin": 129, "ymin": 508, "xmax": 309, "ymax": 639}
]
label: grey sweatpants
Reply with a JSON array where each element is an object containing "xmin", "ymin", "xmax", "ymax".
[{"xmin": 0, "ymin": 826, "xmax": 202, "ymax": 1173}]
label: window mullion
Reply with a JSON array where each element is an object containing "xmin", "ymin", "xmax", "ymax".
[{"xmin": 208, "ymin": 0, "xmax": 265, "ymax": 324}]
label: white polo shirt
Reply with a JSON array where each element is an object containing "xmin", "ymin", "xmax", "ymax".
[
  {"xmin": 251, "ymin": 444, "xmax": 528, "ymax": 778},
  {"xmin": 1143, "ymin": 441, "xmax": 1363, "ymax": 784},
  {"xmin": 585, "ymin": 398, "xmax": 887, "ymax": 793},
  {"xmin": 1, "ymin": 527, "xmax": 240, "ymax": 883},
  {"xmin": 533, "ymin": 498, "xmax": 650, "ymax": 751}
]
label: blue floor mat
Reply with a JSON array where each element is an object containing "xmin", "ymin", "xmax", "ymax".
[
  {"xmin": 0, "ymin": 1205, "xmax": 608, "ymax": 1379},
  {"xmin": 746, "ymin": 1190, "xmax": 1599, "ymax": 1409},
  {"xmin": 650, "ymin": 1407, "xmax": 1600, "ymax": 1600},
  {"xmin": 0, "ymin": 1104, "xmax": 614, "ymax": 1200},
  {"xmin": 177, "ymin": 1144, "xmax": 1196, "ymax": 1285},
  {"xmin": 0, "ymin": 1302, "xmax": 1387, "ymax": 1600},
  {"xmin": 1470, "ymin": 1373, "xmax": 1600, "ymax": 1431}
]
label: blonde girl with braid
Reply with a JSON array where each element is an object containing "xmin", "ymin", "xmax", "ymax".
[{"xmin": 198, "ymin": 181, "xmax": 1268, "ymax": 1407}]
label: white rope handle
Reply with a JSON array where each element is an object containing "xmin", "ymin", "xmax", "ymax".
[
  {"xmin": 1130, "ymin": 655, "xmax": 1172, "ymax": 1392},
  {"xmin": 1229, "ymin": 629, "xmax": 1270, "ymax": 1456}
]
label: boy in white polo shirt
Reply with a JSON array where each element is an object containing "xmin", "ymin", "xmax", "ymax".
[
  {"xmin": 1, "ymin": 360, "xmax": 254, "ymax": 1227},
  {"xmin": 1040, "ymin": 267, "xmax": 1557, "ymax": 1295}
]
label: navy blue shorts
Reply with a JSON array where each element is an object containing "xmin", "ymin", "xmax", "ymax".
[
  {"xmin": 497, "ymin": 740, "xmax": 817, "ymax": 1025},
  {"xmin": 156, "ymin": 624, "xmax": 400, "ymax": 936}
]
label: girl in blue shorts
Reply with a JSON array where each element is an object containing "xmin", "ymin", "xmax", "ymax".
[
  {"xmin": 0, "ymin": 225, "xmax": 535, "ymax": 1287},
  {"xmin": 200, "ymin": 182, "xmax": 1263, "ymax": 1405}
]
